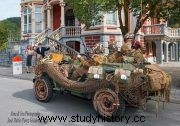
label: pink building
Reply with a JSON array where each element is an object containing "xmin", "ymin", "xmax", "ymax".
[{"xmin": 20, "ymin": 0, "xmax": 180, "ymax": 63}]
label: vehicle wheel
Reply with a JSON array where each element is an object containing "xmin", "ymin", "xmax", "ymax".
[
  {"xmin": 93, "ymin": 89, "xmax": 124, "ymax": 117},
  {"xmin": 33, "ymin": 77, "xmax": 53, "ymax": 102}
]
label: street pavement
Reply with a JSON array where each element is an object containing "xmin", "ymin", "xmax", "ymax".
[
  {"xmin": 0, "ymin": 76, "xmax": 180, "ymax": 126},
  {"xmin": 0, "ymin": 62, "xmax": 180, "ymax": 126}
]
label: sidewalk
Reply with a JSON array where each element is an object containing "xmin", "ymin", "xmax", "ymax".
[
  {"xmin": 160, "ymin": 62, "xmax": 180, "ymax": 67},
  {"xmin": 0, "ymin": 66, "xmax": 34, "ymax": 81},
  {"xmin": 0, "ymin": 62, "xmax": 179, "ymax": 81}
]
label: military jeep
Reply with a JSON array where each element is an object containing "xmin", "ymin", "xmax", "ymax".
[{"xmin": 33, "ymin": 40, "xmax": 171, "ymax": 117}]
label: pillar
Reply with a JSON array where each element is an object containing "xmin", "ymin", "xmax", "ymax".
[
  {"xmin": 175, "ymin": 42, "xmax": 179, "ymax": 61},
  {"xmin": 178, "ymin": 42, "xmax": 180, "ymax": 61},
  {"xmin": 115, "ymin": 35, "xmax": 123, "ymax": 51},
  {"xmin": 46, "ymin": 5, "xmax": 52, "ymax": 29},
  {"xmin": 42, "ymin": 6, "xmax": 46, "ymax": 31},
  {"xmin": 80, "ymin": 37, "xmax": 85, "ymax": 54},
  {"xmin": 155, "ymin": 41, "xmax": 163, "ymax": 64},
  {"xmin": 59, "ymin": 0, "xmax": 65, "ymax": 26},
  {"xmin": 101, "ymin": 35, "xmax": 109, "ymax": 55},
  {"xmin": 164, "ymin": 42, "xmax": 169, "ymax": 62},
  {"xmin": 31, "ymin": 4, "xmax": 35, "ymax": 38},
  {"xmin": 171, "ymin": 43, "xmax": 175, "ymax": 60}
]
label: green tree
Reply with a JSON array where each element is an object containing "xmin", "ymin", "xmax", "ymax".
[
  {"xmin": 0, "ymin": 25, "xmax": 8, "ymax": 50},
  {"xmin": 67, "ymin": 0, "xmax": 179, "ymax": 39},
  {"xmin": 0, "ymin": 17, "xmax": 21, "ymax": 42},
  {"xmin": 0, "ymin": 17, "xmax": 21, "ymax": 50}
]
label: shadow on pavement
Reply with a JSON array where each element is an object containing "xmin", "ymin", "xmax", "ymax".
[
  {"xmin": 12, "ymin": 88, "xmax": 180, "ymax": 125},
  {"xmin": 12, "ymin": 88, "xmax": 144, "ymax": 118}
]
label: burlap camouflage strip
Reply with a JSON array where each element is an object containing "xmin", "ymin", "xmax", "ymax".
[{"xmin": 35, "ymin": 62, "xmax": 120, "ymax": 93}]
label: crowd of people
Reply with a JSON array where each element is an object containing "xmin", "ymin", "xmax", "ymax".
[{"xmin": 25, "ymin": 43, "xmax": 50, "ymax": 73}]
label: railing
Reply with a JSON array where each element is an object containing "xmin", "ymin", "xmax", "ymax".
[
  {"xmin": 65, "ymin": 26, "xmax": 81, "ymax": 36},
  {"xmin": 46, "ymin": 36, "xmax": 80, "ymax": 56},
  {"xmin": 143, "ymin": 24, "xmax": 180, "ymax": 38},
  {"xmin": 167, "ymin": 27, "xmax": 180, "ymax": 37},
  {"xmin": 33, "ymin": 29, "xmax": 50, "ymax": 46},
  {"xmin": 143, "ymin": 24, "xmax": 167, "ymax": 35},
  {"xmin": 33, "ymin": 26, "xmax": 82, "ymax": 46},
  {"xmin": 48, "ymin": 27, "xmax": 62, "ymax": 41},
  {"xmin": 48, "ymin": 26, "xmax": 81, "ymax": 41}
]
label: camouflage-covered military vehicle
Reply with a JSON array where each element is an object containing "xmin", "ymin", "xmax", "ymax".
[{"xmin": 33, "ymin": 38, "xmax": 171, "ymax": 117}]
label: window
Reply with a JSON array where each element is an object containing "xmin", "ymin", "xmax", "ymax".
[
  {"xmin": 23, "ymin": 8, "xmax": 32, "ymax": 34},
  {"xmin": 35, "ymin": 6, "xmax": 42, "ymax": 33},
  {"xmin": 106, "ymin": 11, "xmax": 117, "ymax": 25}
]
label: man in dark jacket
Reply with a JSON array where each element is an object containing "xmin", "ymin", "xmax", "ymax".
[{"xmin": 36, "ymin": 43, "xmax": 50, "ymax": 58}]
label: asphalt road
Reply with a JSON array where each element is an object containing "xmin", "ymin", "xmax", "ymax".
[{"xmin": 0, "ymin": 76, "xmax": 180, "ymax": 126}]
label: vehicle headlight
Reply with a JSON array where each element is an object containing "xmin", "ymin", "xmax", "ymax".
[
  {"xmin": 121, "ymin": 74, "xmax": 127, "ymax": 80},
  {"xmin": 94, "ymin": 74, "xmax": 100, "ymax": 79}
]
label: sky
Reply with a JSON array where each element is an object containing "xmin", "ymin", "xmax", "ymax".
[{"xmin": 0, "ymin": 0, "xmax": 20, "ymax": 21}]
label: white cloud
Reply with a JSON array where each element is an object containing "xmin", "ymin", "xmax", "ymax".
[{"xmin": 0, "ymin": 0, "xmax": 20, "ymax": 20}]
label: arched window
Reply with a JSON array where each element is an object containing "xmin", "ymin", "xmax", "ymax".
[
  {"xmin": 35, "ymin": 6, "xmax": 42, "ymax": 33},
  {"xmin": 23, "ymin": 8, "xmax": 32, "ymax": 34}
]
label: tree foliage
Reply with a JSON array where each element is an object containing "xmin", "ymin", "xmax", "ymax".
[
  {"xmin": 0, "ymin": 17, "xmax": 21, "ymax": 50},
  {"xmin": 0, "ymin": 17, "xmax": 21, "ymax": 41},
  {"xmin": 66, "ymin": 0, "xmax": 179, "ymax": 38},
  {"xmin": 0, "ymin": 25, "xmax": 8, "ymax": 50}
]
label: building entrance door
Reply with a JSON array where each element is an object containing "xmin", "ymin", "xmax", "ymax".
[{"xmin": 53, "ymin": 4, "xmax": 61, "ymax": 30}]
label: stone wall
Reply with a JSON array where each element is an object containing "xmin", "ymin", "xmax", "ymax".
[
  {"xmin": 0, "ymin": 50, "xmax": 11, "ymax": 67},
  {"xmin": 0, "ymin": 40, "xmax": 29, "ymax": 67}
]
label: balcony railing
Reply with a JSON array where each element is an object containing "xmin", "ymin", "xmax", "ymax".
[
  {"xmin": 143, "ymin": 24, "xmax": 180, "ymax": 38},
  {"xmin": 48, "ymin": 26, "xmax": 81, "ymax": 40},
  {"xmin": 65, "ymin": 26, "xmax": 81, "ymax": 36},
  {"xmin": 167, "ymin": 27, "xmax": 180, "ymax": 37},
  {"xmin": 33, "ymin": 26, "xmax": 82, "ymax": 46}
]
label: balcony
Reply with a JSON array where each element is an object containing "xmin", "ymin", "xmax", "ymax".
[
  {"xmin": 143, "ymin": 24, "xmax": 180, "ymax": 41},
  {"xmin": 64, "ymin": 26, "xmax": 81, "ymax": 36}
]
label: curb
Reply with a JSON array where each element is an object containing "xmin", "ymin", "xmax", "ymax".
[{"xmin": 0, "ymin": 73, "xmax": 34, "ymax": 81}]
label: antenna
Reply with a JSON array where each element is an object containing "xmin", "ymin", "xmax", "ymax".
[{"xmin": 141, "ymin": 0, "xmax": 143, "ymax": 17}]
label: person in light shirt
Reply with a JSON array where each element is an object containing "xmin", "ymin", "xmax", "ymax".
[{"xmin": 25, "ymin": 45, "xmax": 33, "ymax": 73}]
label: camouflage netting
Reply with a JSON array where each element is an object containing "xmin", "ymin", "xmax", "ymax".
[
  {"xmin": 132, "ymin": 49, "xmax": 145, "ymax": 63},
  {"xmin": 144, "ymin": 64, "xmax": 172, "ymax": 102},
  {"xmin": 107, "ymin": 52, "xmax": 124, "ymax": 63},
  {"xmin": 35, "ymin": 62, "xmax": 119, "ymax": 93}
]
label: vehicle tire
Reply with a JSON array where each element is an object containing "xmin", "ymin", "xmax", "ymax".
[
  {"xmin": 33, "ymin": 76, "xmax": 53, "ymax": 102},
  {"xmin": 93, "ymin": 89, "xmax": 125, "ymax": 118}
]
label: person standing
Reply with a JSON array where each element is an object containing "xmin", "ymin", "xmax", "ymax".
[
  {"xmin": 36, "ymin": 43, "xmax": 50, "ymax": 58},
  {"xmin": 25, "ymin": 45, "xmax": 33, "ymax": 73},
  {"xmin": 32, "ymin": 46, "xmax": 37, "ymax": 72}
]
